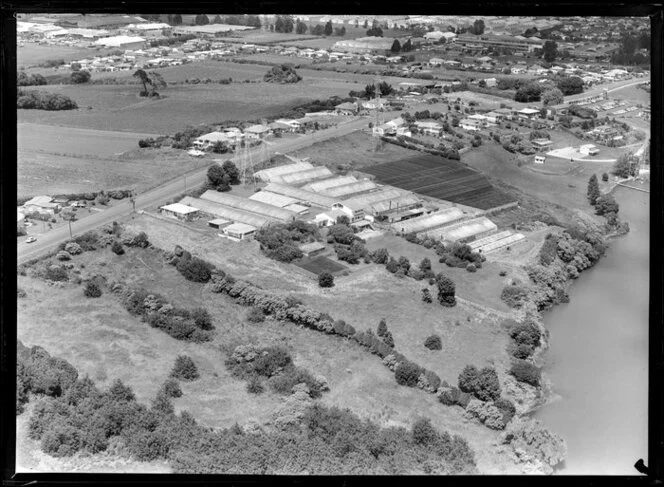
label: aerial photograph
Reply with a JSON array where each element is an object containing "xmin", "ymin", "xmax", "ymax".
[{"xmin": 14, "ymin": 12, "xmax": 650, "ymax": 475}]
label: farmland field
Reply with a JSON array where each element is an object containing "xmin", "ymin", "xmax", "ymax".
[
  {"xmin": 296, "ymin": 255, "xmax": 348, "ymax": 276},
  {"xmin": 362, "ymin": 155, "xmax": 517, "ymax": 210},
  {"xmin": 17, "ymin": 43, "xmax": 116, "ymax": 68},
  {"xmin": 16, "ymin": 75, "xmax": 355, "ymax": 133}
]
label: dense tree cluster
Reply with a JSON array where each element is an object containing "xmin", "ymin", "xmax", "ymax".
[
  {"xmin": 206, "ymin": 161, "xmax": 240, "ymax": 191},
  {"xmin": 255, "ymin": 221, "xmax": 320, "ymax": 263},
  {"xmin": 17, "ymin": 89, "xmax": 78, "ymax": 110},
  {"xmin": 274, "ymin": 15, "xmax": 294, "ymax": 33},
  {"xmin": 264, "ymin": 64, "xmax": 302, "ymax": 84},
  {"xmin": 435, "ymin": 273, "xmax": 456, "ymax": 307},
  {"xmin": 556, "ymin": 76, "xmax": 584, "ymax": 96},
  {"xmin": 17, "ymin": 71, "xmax": 47, "ymax": 86},
  {"xmin": 457, "ymin": 365, "xmax": 501, "ymax": 402}
]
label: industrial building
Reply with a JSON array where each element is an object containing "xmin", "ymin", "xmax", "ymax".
[
  {"xmin": 254, "ymin": 162, "xmax": 314, "ymax": 182},
  {"xmin": 418, "ymin": 217, "xmax": 498, "ymax": 243},
  {"xmin": 221, "ymin": 222, "xmax": 257, "ymax": 241},
  {"xmin": 179, "ymin": 196, "xmax": 275, "ymax": 228},
  {"xmin": 455, "ymin": 33, "xmax": 545, "ymax": 53},
  {"xmin": 321, "ymin": 180, "xmax": 377, "ymax": 199},
  {"xmin": 302, "ymin": 175, "xmax": 358, "ymax": 193},
  {"xmin": 276, "ymin": 167, "xmax": 334, "ymax": 186},
  {"xmin": 199, "ymin": 190, "xmax": 297, "ymax": 222},
  {"xmin": 263, "ymin": 183, "xmax": 337, "ymax": 208},
  {"xmin": 249, "ymin": 191, "xmax": 299, "ymax": 208},
  {"xmin": 392, "ymin": 207, "xmax": 466, "ymax": 234}
]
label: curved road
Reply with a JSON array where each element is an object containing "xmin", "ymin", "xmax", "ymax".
[{"xmin": 17, "ymin": 116, "xmax": 370, "ymax": 265}]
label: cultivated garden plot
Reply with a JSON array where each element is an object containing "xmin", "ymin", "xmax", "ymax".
[{"xmin": 363, "ymin": 154, "xmax": 517, "ymax": 210}]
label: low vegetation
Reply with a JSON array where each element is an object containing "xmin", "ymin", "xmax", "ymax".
[{"xmin": 263, "ymin": 64, "xmax": 302, "ymax": 84}]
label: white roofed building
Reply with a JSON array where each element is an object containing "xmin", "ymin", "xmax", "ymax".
[{"xmin": 159, "ymin": 203, "xmax": 199, "ymax": 221}]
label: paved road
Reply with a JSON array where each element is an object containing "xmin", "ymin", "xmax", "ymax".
[{"xmin": 17, "ymin": 116, "xmax": 370, "ymax": 265}]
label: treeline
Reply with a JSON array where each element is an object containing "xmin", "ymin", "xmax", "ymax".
[
  {"xmin": 19, "ymin": 342, "xmax": 476, "ymax": 473},
  {"xmin": 17, "ymin": 89, "xmax": 77, "ymax": 110},
  {"xmin": 382, "ymin": 135, "xmax": 461, "ymax": 160},
  {"xmin": 17, "ymin": 71, "xmax": 47, "ymax": 86}
]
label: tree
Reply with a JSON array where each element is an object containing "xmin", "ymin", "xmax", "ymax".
[
  {"xmin": 324, "ymin": 20, "xmax": 333, "ymax": 36},
  {"xmin": 412, "ymin": 418, "xmax": 437, "ymax": 445},
  {"xmin": 436, "ymin": 274, "xmax": 456, "ymax": 307},
  {"xmin": 212, "ymin": 15, "xmax": 222, "ymax": 24},
  {"xmin": 195, "ymin": 14, "xmax": 209, "ymax": 26},
  {"xmin": 377, "ymin": 318, "xmax": 388, "ymax": 337},
  {"xmin": 541, "ymin": 87, "xmax": 563, "ymax": 106},
  {"xmin": 133, "ymin": 69, "xmax": 150, "ymax": 95},
  {"xmin": 514, "ymin": 83, "xmax": 542, "ymax": 103},
  {"xmin": 246, "ymin": 15, "xmax": 261, "ymax": 28},
  {"xmin": 471, "ymin": 19, "xmax": 485, "ymax": 35},
  {"xmin": 296, "ymin": 21, "xmax": 307, "ymax": 34},
  {"xmin": 542, "ymin": 40, "xmax": 558, "ymax": 63},
  {"xmin": 275, "ymin": 15, "xmax": 285, "ymax": 33},
  {"xmin": 587, "ymin": 174, "xmax": 600, "ymax": 206},
  {"xmin": 61, "ymin": 208, "xmax": 77, "ymax": 238},
  {"xmin": 557, "ymin": 76, "xmax": 584, "ymax": 96},
  {"xmin": 612, "ymin": 153, "xmax": 632, "ymax": 178},
  {"xmin": 222, "ymin": 160, "xmax": 240, "ymax": 185},
  {"xmin": 594, "ymin": 194, "xmax": 619, "ymax": 216},
  {"xmin": 458, "ymin": 365, "xmax": 479, "ymax": 393},
  {"xmin": 391, "ymin": 39, "xmax": 401, "ymax": 53},
  {"xmin": 366, "ymin": 26, "xmax": 383, "ymax": 37},
  {"xmin": 602, "ymin": 172, "xmax": 609, "ymax": 182},
  {"xmin": 401, "ymin": 38, "xmax": 412, "ymax": 52},
  {"xmin": 335, "ymin": 26, "xmax": 346, "ymax": 36},
  {"xmin": 111, "ymin": 241, "xmax": 124, "ymax": 255},
  {"xmin": 312, "ymin": 24, "xmax": 324, "ymax": 36},
  {"xmin": 478, "ymin": 79, "xmax": 487, "ymax": 88},
  {"xmin": 424, "ymin": 334, "xmax": 442, "ymax": 350},
  {"xmin": 170, "ymin": 355, "xmax": 199, "ymax": 381},
  {"xmin": 172, "ymin": 14, "xmax": 182, "ymax": 25},
  {"xmin": 363, "ymin": 19, "xmax": 368, "ymax": 29},
  {"xmin": 207, "ymin": 164, "xmax": 227, "ymax": 187},
  {"xmin": 318, "ymin": 272, "xmax": 335, "ymax": 288},
  {"xmin": 421, "ymin": 288, "xmax": 433, "ymax": 303}
]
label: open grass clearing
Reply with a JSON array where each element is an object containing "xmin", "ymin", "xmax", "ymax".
[
  {"xmin": 17, "ymin": 43, "xmax": 116, "ymax": 68},
  {"xmin": 18, "ymin": 147, "xmax": 210, "ymax": 198}
]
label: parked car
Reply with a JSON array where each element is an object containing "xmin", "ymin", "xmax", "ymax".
[{"xmin": 25, "ymin": 236, "xmax": 37, "ymax": 243}]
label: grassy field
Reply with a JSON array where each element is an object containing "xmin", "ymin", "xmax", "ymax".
[
  {"xmin": 16, "ymin": 236, "xmax": 525, "ymax": 474},
  {"xmin": 16, "ymin": 71, "xmax": 359, "ymax": 133},
  {"xmin": 462, "ymin": 141, "xmax": 617, "ymax": 221},
  {"xmin": 17, "ymin": 43, "xmax": 115, "ymax": 68}
]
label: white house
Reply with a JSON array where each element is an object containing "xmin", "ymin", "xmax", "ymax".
[
  {"xmin": 193, "ymin": 131, "xmax": 235, "ymax": 150},
  {"xmin": 483, "ymin": 111, "xmax": 505, "ymax": 123},
  {"xmin": 414, "ymin": 121, "xmax": 443, "ymax": 136},
  {"xmin": 516, "ymin": 107, "xmax": 540, "ymax": 119},
  {"xmin": 222, "ymin": 222, "xmax": 256, "ymax": 240},
  {"xmin": 579, "ymin": 144, "xmax": 600, "ymax": 156},
  {"xmin": 429, "ymin": 57, "xmax": 445, "ymax": 67},
  {"xmin": 534, "ymin": 155, "xmax": 546, "ymax": 164},
  {"xmin": 460, "ymin": 119, "xmax": 482, "ymax": 131}
]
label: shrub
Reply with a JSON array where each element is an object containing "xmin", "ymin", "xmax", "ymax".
[
  {"xmin": 318, "ymin": 272, "xmax": 335, "ymax": 288},
  {"xmin": 111, "ymin": 241, "xmax": 124, "ymax": 255},
  {"xmin": 253, "ymin": 347, "xmax": 292, "ymax": 378},
  {"xmin": 494, "ymin": 398, "xmax": 516, "ymax": 424},
  {"xmin": 412, "ymin": 418, "xmax": 438, "ymax": 445},
  {"xmin": 383, "ymin": 331, "xmax": 395, "ymax": 348},
  {"xmin": 246, "ymin": 376, "xmax": 264, "ymax": 394},
  {"xmin": 177, "ymin": 256, "xmax": 213, "ymax": 283},
  {"xmin": 424, "ymin": 334, "xmax": 442, "ymax": 350},
  {"xmin": 602, "ymin": 172, "xmax": 609, "ymax": 182},
  {"xmin": 160, "ymin": 378, "xmax": 182, "ymax": 398},
  {"xmin": 246, "ymin": 307, "xmax": 265, "ymax": 323},
  {"xmin": 269, "ymin": 366, "xmax": 322, "ymax": 398},
  {"xmin": 45, "ymin": 265, "xmax": 68, "ymax": 282},
  {"xmin": 64, "ymin": 242, "xmax": 82, "ymax": 255},
  {"xmin": 395, "ymin": 361, "xmax": 423, "ymax": 387},
  {"xmin": 465, "ymin": 399, "xmax": 506, "ymax": 430},
  {"xmin": 458, "ymin": 365, "xmax": 501, "ymax": 402},
  {"xmin": 17, "ymin": 288, "xmax": 27, "ymax": 298},
  {"xmin": 466, "ymin": 263, "xmax": 477, "ymax": 273},
  {"xmin": 511, "ymin": 343, "xmax": 535, "ymax": 359},
  {"xmin": 56, "ymin": 251, "xmax": 71, "ymax": 261},
  {"xmin": 436, "ymin": 274, "xmax": 456, "ymax": 307},
  {"xmin": 509, "ymin": 360, "xmax": 541, "ymax": 386},
  {"xmin": 83, "ymin": 281, "xmax": 102, "ymax": 298},
  {"xmin": 421, "ymin": 288, "xmax": 433, "ymax": 303},
  {"xmin": 170, "ymin": 355, "xmax": 199, "ymax": 381},
  {"xmin": 501, "ymin": 285, "xmax": 529, "ymax": 308},
  {"xmin": 191, "ymin": 307, "xmax": 214, "ymax": 330},
  {"xmin": 509, "ymin": 321, "xmax": 541, "ymax": 348},
  {"xmin": 377, "ymin": 319, "xmax": 388, "ymax": 337}
]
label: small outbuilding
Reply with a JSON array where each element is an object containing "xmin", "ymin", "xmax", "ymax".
[
  {"xmin": 159, "ymin": 203, "xmax": 199, "ymax": 221},
  {"xmin": 222, "ymin": 222, "xmax": 257, "ymax": 240},
  {"xmin": 298, "ymin": 241, "xmax": 326, "ymax": 257}
]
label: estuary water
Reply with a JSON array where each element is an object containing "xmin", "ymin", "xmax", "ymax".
[{"xmin": 534, "ymin": 185, "xmax": 650, "ymax": 475}]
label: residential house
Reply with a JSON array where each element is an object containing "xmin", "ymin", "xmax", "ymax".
[
  {"xmin": 313, "ymin": 208, "xmax": 350, "ymax": 227},
  {"xmin": 515, "ymin": 107, "xmax": 540, "ymax": 119},
  {"xmin": 534, "ymin": 155, "xmax": 546, "ymax": 164},
  {"xmin": 22, "ymin": 195, "xmax": 60, "ymax": 216},
  {"xmin": 222, "ymin": 222, "xmax": 257, "ymax": 240},
  {"xmin": 531, "ymin": 138, "xmax": 553, "ymax": 151},
  {"xmin": 414, "ymin": 121, "xmax": 443, "ymax": 136},
  {"xmin": 193, "ymin": 131, "xmax": 235, "ymax": 150},
  {"xmin": 483, "ymin": 77, "xmax": 497, "ymax": 87},
  {"xmin": 579, "ymin": 144, "xmax": 600, "ymax": 156},
  {"xmin": 334, "ymin": 102, "xmax": 358, "ymax": 115},
  {"xmin": 428, "ymin": 57, "xmax": 445, "ymax": 67},
  {"xmin": 459, "ymin": 118, "xmax": 483, "ymax": 131},
  {"xmin": 483, "ymin": 111, "xmax": 505, "ymax": 123},
  {"xmin": 243, "ymin": 124, "xmax": 271, "ymax": 140}
]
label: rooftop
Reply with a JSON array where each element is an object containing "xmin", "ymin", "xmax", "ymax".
[{"xmin": 160, "ymin": 203, "xmax": 199, "ymax": 214}]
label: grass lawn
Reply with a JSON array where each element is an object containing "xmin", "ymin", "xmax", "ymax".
[{"xmin": 296, "ymin": 255, "xmax": 348, "ymax": 276}]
